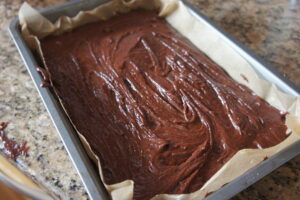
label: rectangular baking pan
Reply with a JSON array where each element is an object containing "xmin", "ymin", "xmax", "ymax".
[{"xmin": 8, "ymin": 0, "xmax": 300, "ymax": 200}]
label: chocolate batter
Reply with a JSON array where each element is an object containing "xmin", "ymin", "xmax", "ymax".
[
  {"xmin": 41, "ymin": 10, "xmax": 288, "ymax": 200},
  {"xmin": 0, "ymin": 122, "xmax": 29, "ymax": 161}
]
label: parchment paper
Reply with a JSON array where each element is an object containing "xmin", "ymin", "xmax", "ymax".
[{"xmin": 19, "ymin": 0, "xmax": 300, "ymax": 199}]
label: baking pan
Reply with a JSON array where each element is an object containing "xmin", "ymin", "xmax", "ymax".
[{"xmin": 8, "ymin": 0, "xmax": 300, "ymax": 200}]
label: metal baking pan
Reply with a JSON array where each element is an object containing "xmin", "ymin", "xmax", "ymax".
[{"xmin": 8, "ymin": 0, "xmax": 300, "ymax": 200}]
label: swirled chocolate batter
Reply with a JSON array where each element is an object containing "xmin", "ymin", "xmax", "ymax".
[{"xmin": 41, "ymin": 10, "xmax": 288, "ymax": 200}]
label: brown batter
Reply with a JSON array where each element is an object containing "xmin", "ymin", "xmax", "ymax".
[
  {"xmin": 0, "ymin": 122, "xmax": 30, "ymax": 161},
  {"xmin": 41, "ymin": 10, "xmax": 288, "ymax": 200}
]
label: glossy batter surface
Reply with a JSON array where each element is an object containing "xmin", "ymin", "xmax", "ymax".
[{"xmin": 41, "ymin": 10, "xmax": 288, "ymax": 200}]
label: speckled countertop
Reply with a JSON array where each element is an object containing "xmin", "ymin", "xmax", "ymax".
[{"xmin": 0, "ymin": 0, "xmax": 299, "ymax": 200}]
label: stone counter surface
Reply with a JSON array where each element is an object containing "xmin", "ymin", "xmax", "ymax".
[{"xmin": 0, "ymin": 0, "xmax": 299, "ymax": 200}]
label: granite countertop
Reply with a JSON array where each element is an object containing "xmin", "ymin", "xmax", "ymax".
[{"xmin": 0, "ymin": 0, "xmax": 299, "ymax": 200}]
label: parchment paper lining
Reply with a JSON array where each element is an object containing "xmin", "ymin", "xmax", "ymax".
[{"xmin": 19, "ymin": 0, "xmax": 300, "ymax": 199}]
